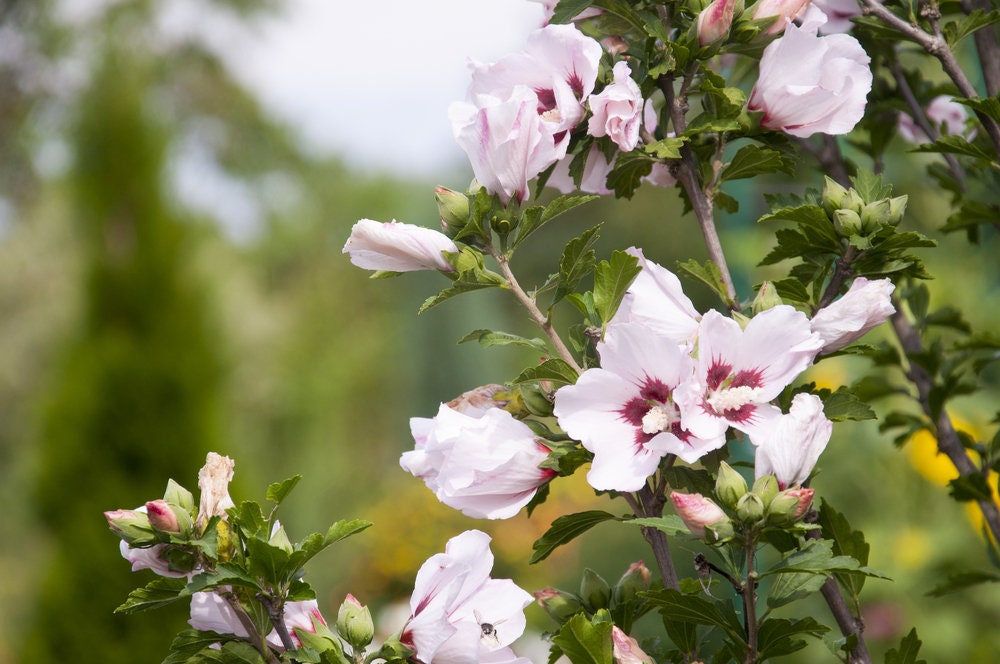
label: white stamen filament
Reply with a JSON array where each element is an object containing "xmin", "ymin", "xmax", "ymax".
[
  {"xmin": 707, "ymin": 386, "xmax": 764, "ymax": 412},
  {"xmin": 541, "ymin": 109, "xmax": 563, "ymax": 123},
  {"xmin": 641, "ymin": 404, "xmax": 672, "ymax": 434}
]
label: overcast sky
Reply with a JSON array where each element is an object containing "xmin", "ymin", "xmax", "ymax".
[{"xmin": 223, "ymin": 0, "xmax": 544, "ymax": 178}]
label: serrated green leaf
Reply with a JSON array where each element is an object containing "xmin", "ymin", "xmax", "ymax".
[
  {"xmin": 943, "ymin": 200, "xmax": 1000, "ymax": 234},
  {"xmin": 821, "ymin": 386, "xmax": 877, "ymax": 421},
  {"xmin": 550, "ymin": 0, "xmax": 596, "ymax": 24},
  {"xmin": 927, "ymin": 569, "xmax": 1000, "ymax": 596},
  {"xmin": 115, "ymin": 577, "xmax": 187, "ymax": 615},
  {"xmin": 645, "ymin": 137, "xmax": 686, "ymax": 159},
  {"xmin": 641, "ymin": 588, "xmax": 746, "ymax": 643},
  {"xmin": 593, "ymin": 250, "xmax": 641, "ymax": 324},
  {"xmin": 288, "ymin": 519, "xmax": 373, "ymax": 572},
  {"xmin": 266, "ymin": 475, "xmax": 302, "ymax": 504},
  {"xmin": 514, "ymin": 358, "xmax": 580, "ymax": 386},
  {"xmin": 948, "ymin": 473, "xmax": 993, "ymax": 501},
  {"xmin": 663, "ymin": 465, "xmax": 716, "ymax": 496},
  {"xmin": 626, "ymin": 515, "xmax": 690, "ymax": 535},
  {"xmin": 606, "ymin": 151, "xmax": 655, "ymax": 199},
  {"xmin": 675, "ymin": 259, "xmax": 729, "ymax": 304},
  {"xmin": 757, "ymin": 617, "xmax": 830, "ymax": 660},
  {"xmin": 515, "ymin": 195, "xmax": 599, "ymax": 248},
  {"xmin": 551, "ymin": 613, "xmax": 613, "ymax": 664},
  {"xmin": 818, "ymin": 499, "xmax": 871, "ymax": 599},
  {"xmin": 943, "ymin": 9, "xmax": 1000, "ymax": 46},
  {"xmin": 912, "ymin": 134, "xmax": 995, "ymax": 162},
  {"xmin": 531, "ymin": 511, "xmax": 618, "ymax": 563},
  {"xmin": 418, "ymin": 270, "xmax": 507, "ymax": 314},
  {"xmin": 457, "ymin": 329, "xmax": 548, "ymax": 351},
  {"xmin": 162, "ymin": 629, "xmax": 239, "ymax": 664},
  {"xmin": 720, "ymin": 145, "xmax": 794, "ymax": 182},
  {"xmin": 884, "ymin": 628, "xmax": 926, "ymax": 664},
  {"xmin": 555, "ymin": 224, "xmax": 602, "ymax": 306}
]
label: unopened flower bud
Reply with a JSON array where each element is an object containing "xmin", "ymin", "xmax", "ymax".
[
  {"xmin": 435, "ymin": 185, "xmax": 470, "ymax": 234},
  {"xmin": 752, "ymin": 0, "xmax": 811, "ymax": 34},
  {"xmin": 751, "ymin": 281, "xmax": 783, "ymax": 315},
  {"xmin": 162, "ymin": 479, "xmax": 195, "ymax": 512},
  {"xmin": 821, "ymin": 176, "xmax": 849, "ymax": 215},
  {"xmin": 579, "ymin": 568, "xmax": 611, "ymax": 612},
  {"xmin": 145, "ymin": 499, "xmax": 181, "ymax": 533},
  {"xmin": 519, "ymin": 384, "xmax": 555, "ymax": 417},
  {"xmin": 841, "ymin": 189, "xmax": 864, "ymax": 214},
  {"xmin": 751, "ymin": 474, "xmax": 779, "ymax": 508},
  {"xmin": 104, "ymin": 508, "xmax": 152, "ymax": 543},
  {"xmin": 886, "ymin": 195, "xmax": 907, "ymax": 226},
  {"xmin": 612, "ymin": 625, "xmax": 654, "ymax": 664},
  {"xmin": 671, "ymin": 491, "xmax": 728, "ymax": 537},
  {"xmin": 337, "ymin": 594, "xmax": 374, "ymax": 650},
  {"xmin": 613, "ymin": 560, "xmax": 651, "ymax": 605},
  {"xmin": 736, "ymin": 492, "xmax": 766, "ymax": 523},
  {"xmin": 534, "ymin": 587, "xmax": 584, "ymax": 624},
  {"xmin": 715, "ymin": 461, "xmax": 748, "ymax": 509},
  {"xmin": 697, "ymin": 0, "xmax": 737, "ymax": 46},
  {"xmin": 860, "ymin": 199, "xmax": 891, "ymax": 232},
  {"xmin": 832, "ymin": 209, "xmax": 863, "ymax": 237},
  {"xmin": 784, "ymin": 487, "xmax": 815, "ymax": 520}
]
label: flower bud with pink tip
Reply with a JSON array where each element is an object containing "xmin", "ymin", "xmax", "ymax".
[
  {"xmin": 612, "ymin": 626, "xmax": 654, "ymax": 664},
  {"xmin": 670, "ymin": 491, "xmax": 729, "ymax": 537},
  {"xmin": 698, "ymin": 0, "xmax": 738, "ymax": 45}
]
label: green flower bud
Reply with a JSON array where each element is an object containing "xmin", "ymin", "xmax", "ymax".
[
  {"xmin": 715, "ymin": 461, "xmax": 748, "ymax": 509},
  {"xmin": 860, "ymin": 199, "xmax": 891, "ymax": 233},
  {"xmin": 163, "ymin": 478, "xmax": 195, "ymax": 512},
  {"xmin": 832, "ymin": 209, "xmax": 863, "ymax": 237},
  {"xmin": 533, "ymin": 587, "xmax": 584, "ymax": 624},
  {"xmin": 751, "ymin": 474, "xmax": 779, "ymax": 508},
  {"xmin": 886, "ymin": 195, "xmax": 908, "ymax": 226},
  {"xmin": 579, "ymin": 568, "xmax": 611, "ymax": 612},
  {"xmin": 491, "ymin": 215, "xmax": 515, "ymax": 236},
  {"xmin": 736, "ymin": 492, "xmax": 766, "ymax": 524},
  {"xmin": 519, "ymin": 384, "xmax": 555, "ymax": 417},
  {"xmin": 613, "ymin": 561, "xmax": 651, "ymax": 605},
  {"xmin": 751, "ymin": 281, "xmax": 783, "ymax": 315},
  {"xmin": 821, "ymin": 176, "xmax": 849, "ymax": 215},
  {"xmin": 268, "ymin": 522, "xmax": 294, "ymax": 554},
  {"xmin": 435, "ymin": 185, "xmax": 470, "ymax": 234},
  {"xmin": 337, "ymin": 594, "xmax": 375, "ymax": 650},
  {"xmin": 841, "ymin": 189, "xmax": 865, "ymax": 214},
  {"xmin": 765, "ymin": 491, "xmax": 801, "ymax": 525},
  {"xmin": 103, "ymin": 508, "xmax": 153, "ymax": 544}
]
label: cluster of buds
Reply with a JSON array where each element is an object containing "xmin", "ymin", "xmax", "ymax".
[
  {"xmin": 671, "ymin": 462, "xmax": 815, "ymax": 543},
  {"xmin": 533, "ymin": 560, "xmax": 651, "ymax": 626},
  {"xmin": 822, "ymin": 176, "xmax": 907, "ymax": 238}
]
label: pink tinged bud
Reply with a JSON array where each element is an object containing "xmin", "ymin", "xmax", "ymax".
[
  {"xmin": 197, "ymin": 452, "xmax": 235, "ymax": 528},
  {"xmin": 612, "ymin": 626, "xmax": 654, "ymax": 664},
  {"xmin": 752, "ymin": 393, "xmax": 832, "ymax": 489},
  {"xmin": 698, "ymin": 0, "xmax": 737, "ymax": 45},
  {"xmin": 752, "ymin": 0, "xmax": 812, "ymax": 34},
  {"xmin": 343, "ymin": 218, "xmax": 459, "ymax": 273},
  {"xmin": 145, "ymin": 499, "xmax": 180, "ymax": 533},
  {"xmin": 670, "ymin": 491, "xmax": 727, "ymax": 537},
  {"xmin": 105, "ymin": 508, "xmax": 153, "ymax": 543},
  {"xmin": 786, "ymin": 487, "xmax": 815, "ymax": 520}
]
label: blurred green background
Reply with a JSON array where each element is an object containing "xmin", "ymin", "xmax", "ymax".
[{"xmin": 1, "ymin": 1, "xmax": 998, "ymax": 662}]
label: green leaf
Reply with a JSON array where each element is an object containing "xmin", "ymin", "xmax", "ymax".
[
  {"xmin": 457, "ymin": 329, "xmax": 548, "ymax": 351},
  {"xmin": 626, "ymin": 515, "xmax": 690, "ymax": 535},
  {"xmin": 163, "ymin": 629, "xmax": 239, "ymax": 664},
  {"xmin": 531, "ymin": 511, "xmax": 618, "ymax": 563},
  {"xmin": 593, "ymin": 250, "xmax": 641, "ymax": 324},
  {"xmin": 912, "ymin": 134, "xmax": 995, "ymax": 162},
  {"xmin": 676, "ymin": 259, "xmax": 730, "ymax": 304},
  {"xmin": 551, "ymin": 613, "xmax": 613, "ymax": 664},
  {"xmin": 115, "ymin": 577, "xmax": 187, "ymax": 615},
  {"xmin": 515, "ymin": 194, "xmax": 599, "ymax": 248},
  {"xmin": 418, "ymin": 269, "xmax": 507, "ymax": 314},
  {"xmin": 266, "ymin": 475, "xmax": 302, "ymax": 504},
  {"xmin": 555, "ymin": 224, "xmax": 602, "ymax": 306},
  {"xmin": 288, "ymin": 519, "xmax": 374, "ymax": 572},
  {"xmin": 645, "ymin": 137, "xmax": 686, "ymax": 159},
  {"xmin": 849, "ymin": 170, "xmax": 893, "ymax": 202},
  {"xmin": 943, "ymin": 200, "xmax": 1000, "ymax": 234},
  {"xmin": 663, "ymin": 465, "xmax": 716, "ymax": 496},
  {"xmin": 514, "ymin": 358, "xmax": 580, "ymax": 387},
  {"xmin": 757, "ymin": 617, "xmax": 830, "ymax": 660},
  {"xmin": 766, "ymin": 569, "xmax": 828, "ymax": 609},
  {"xmin": 606, "ymin": 151, "xmax": 655, "ymax": 199},
  {"xmin": 641, "ymin": 588, "xmax": 745, "ymax": 643},
  {"xmin": 186, "ymin": 565, "xmax": 263, "ymax": 595},
  {"xmin": 550, "ymin": 0, "xmax": 596, "ymax": 24},
  {"xmin": 720, "ymin": 145, "xmax": 794, "ymax": 182},
  {"xmin": 927, "ymin": 569, "xmax": 1000, "ymax": 596},
  {"xmin": 943, "ymin": 9, "xmax": 1000, "ymax": 46},
  {"xmin": 948, "ymin": 473, "xmax": 993, "ymax": 501},
  {"xmin": 821, "ymin": 386, "xmax": 876, "ymax": 422},
  {"xmin": 884, "ymin": 628, "xmax": 926, "ymax": 664},
  {"xmin": 818, "ymin": 499, "xmax": 871, "ymax": 599}
]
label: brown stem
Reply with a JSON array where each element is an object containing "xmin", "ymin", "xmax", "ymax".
[
  {"xmin": 860, "ymin": 0, "xmax": 1000, "ymax": 154},
  {"xmin": 636, "ymin": 484, "xmax": 680, "ymax": 590},
  {"xmin": 889, "ymin": 302, "xmax": 1000, "ymax": 543},
  {"xmin": 656, "ymin": 74, "xmax": 739, "ymax": 309},
  {"xmin": 819, "ymin": 578, "xmax": 873, "ymax": 664},
  {"xmin": 960, "ymin": 0, "xmax": 1000, "ymax": 97},
  {"xmin": 491, "ymin": 249, "xmax": 583, "ymax": 374},
  {"xmin": 889, "ymin": 59, "xmax": 967, "ymax": 190},
  {"xmin": 742, "ymin": 539, "xmax": 758, "ymax": 664},
  {"xmin": 258, "ymin": 592, "xmax": 298, "ymax": 654},
  {"xmin": 220, "ymin": 591, "xmax": 282, "ymax": 664}
]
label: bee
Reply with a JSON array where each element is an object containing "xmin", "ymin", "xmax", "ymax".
[{"xmin": 474, "ymin": 610, "xmax": 505, "ymax": 647}]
